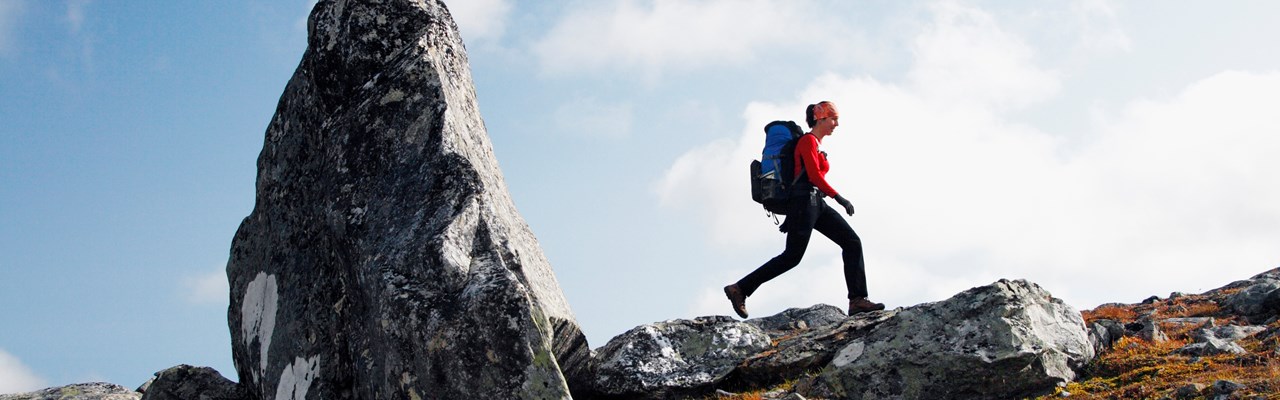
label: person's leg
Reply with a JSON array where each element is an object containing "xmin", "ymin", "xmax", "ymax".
[
  {"xmin": 736, "ymin": 196, "xmax": 820, "ymax": 297},
  {"xmin": 814, "ymin": 206, "xmax": 883, "ymax": 315},
  {"xmin": 812, "ymin": 203, "xmax": 868, "ymax": 300}
]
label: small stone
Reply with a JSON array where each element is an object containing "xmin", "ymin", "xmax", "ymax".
[
  {"xmin": 781, "ymin": 393, "xmax": 807, "ymax": 400},
  {"xmin": 1058, "ymin": 390, "xmax": 1071, "ymax": 397},
  {"xmin": 1128, "ymin": 316, "xmax": 1169, "ymax": 343},
  {"xmin": 1143, "ymin": 295, "xmax": 1161, "ymax": 304},
  {"xmin": 1212, "ymin": 380, "xmax": 1245, "ymax": 394},
  {"xmin": 1175, "ymin": 383, "xmax": 1206, "ymax": 399}
]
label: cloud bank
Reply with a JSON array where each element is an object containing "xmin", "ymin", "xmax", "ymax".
[
  {"xmin": 184, "ymin": 268, "xmax": 231, "ymax": 306},
  {"xmin": 0, "ymin": 349, "xmax": 46, "ymax": 394},
  {"xmin": 447, "ymin": 0, "xmax": 512, "ymax": 43},
  {"xmin": 0, "ymin": 0, "xmax": 22, "ymax": 56},
  {"xmin": 531, "ymin": 0, "xmax": 864, "ymax": 78},
  {"xmin": 659, "ymin": 2, "xmax": 1280, "ymax": 316}
]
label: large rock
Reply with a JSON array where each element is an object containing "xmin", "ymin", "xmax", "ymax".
[
  {"xmin": 225, "ymin": 1, "xmax": 587, "ymax": 399},
  {"xmin": 807, "ymin": 279, "xmax": 1095, "ymax": 400},
  {"xmin": 1173, "ymin": 325, "xmax": 1265, "ymax": 356},
  {"xmin": 744, "ymin": 304, "xmax": 848, "ymax": 339},
  {"xmin": 592, "ymin": 316, "xmax": 771, "ymax": 399},
  {"xmin": 1087, "ymin": 319, "xmax": 1124, "ymax": 355},
  {"xmin": 733, "ymin": 309, "xmax": 895, "ymax": 389},
  {"xmin": 0, "ymin": 383, "xmax": 139, "ymax": 400},
  {"xmin": 1218, "ymin": 268, "xmax": 1280, "ymax": 322},
  {"xmin": 138, "ymin": 365, "xmax": 244, "ymax": 400}
]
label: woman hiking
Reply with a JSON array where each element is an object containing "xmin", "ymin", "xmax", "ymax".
[{"xmin": 725, "ymin": 101, "xmax": 885, "ymax": 317}]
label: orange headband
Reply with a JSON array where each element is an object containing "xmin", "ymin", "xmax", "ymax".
[{"xmin": 813, "ymin": 101, "xmax": 839, "ymax": 120}]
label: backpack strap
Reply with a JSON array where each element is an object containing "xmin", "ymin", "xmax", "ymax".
[{"xmin": 791, "ymin": 132, "xmax": 814, "ymax": 185}]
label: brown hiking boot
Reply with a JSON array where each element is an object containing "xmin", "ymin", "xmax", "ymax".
[
  {"xmin": 848, "ymin": 297, "xmax": 885, "ymax": 315},
  {"xmin": 724, "ymin": 284, "xmax": 748, "ymax": 318}
]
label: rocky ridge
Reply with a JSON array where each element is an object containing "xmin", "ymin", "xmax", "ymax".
[{"xmin": 7, "ymin": 268, "xmax": 1280, "ymax": 399}]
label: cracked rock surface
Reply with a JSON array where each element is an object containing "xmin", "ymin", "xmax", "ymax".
[{"xmin": 226, "ymin": 1, "xmax": 587, "ymax": 398}]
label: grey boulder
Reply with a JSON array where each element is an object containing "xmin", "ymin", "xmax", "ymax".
[
  {"xmin": 1174, "ymin": 337, "xmax": 1246, "ymax": 356},
  {"xmin": 0, "ymin": 383, "xmax": 139, "ymax": 400},
  {"xmin": 1087, "ymin": 319, "xmax": 1124, "ymax": 354},
  {"xmin": 1174, "ymin": 325, "xmax": 1265, "ymax": 356},
  {"xmin": 807, "ymin": 279, "xmax": 1095, "ymax": 400},
  {"xmin": 592, "ymin": 316, "xmax": 771, "ymax": 398},
  {"xmin": 734, "ymin": 309, "xmax": 895, "ymax": 389},
  {"xmin": 1219, "ymin": 268, "xmax": 1280, "ymax": 321},
  {"xmin": 225, "ymin": 0, "xmax": 586, "ymax": 399},
  {"xmin": 745, "ymin": 304, "xmax": 848, "ymax": 339},
  {"xmin": 138, "ymin": 365, "xmax": 244, "ymax": 400},
  {"xmin": 1126, "ymin": 315, "xmax": 1169, "ymax": 343}
]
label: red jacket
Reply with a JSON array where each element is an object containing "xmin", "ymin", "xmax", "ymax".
[{"xmin": 794, "ymin": 134, "xmax": 839, "ymax": 197}]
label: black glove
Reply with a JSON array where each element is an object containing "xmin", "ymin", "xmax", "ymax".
[{"xmin": 834, "ymin": 194, "xmax": 855, "ymax": 216}]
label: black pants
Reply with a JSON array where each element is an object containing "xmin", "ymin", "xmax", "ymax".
[{"xmin": 737, "ymin": 192, "xmax": 868, "ymax": 299}]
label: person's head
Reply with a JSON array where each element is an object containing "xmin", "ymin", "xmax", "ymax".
[{"xmin": 805, "ymin": 101, "xmax": 840, "ymax": 135}]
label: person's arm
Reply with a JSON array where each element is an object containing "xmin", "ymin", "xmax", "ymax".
[{"xmin": 796, "ymin": 135, "xmax": 839, "ymax": 197}]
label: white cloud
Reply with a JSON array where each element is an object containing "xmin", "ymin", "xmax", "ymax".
[
  {"xmin": 531, "ymin": 0, "xmax": 855, "ymax": 78},
  {"xmin": 0, "ymin": 0, "xmax": 22, "ymax": 56},
  {"xmin": 67, "ymin": 0, "xmax": 89, "ymax": 35},
  {"xmin": 184, "ymin": 267, "xmax": 230, "ymax": 306},
  {"xmin": 553, "ymin": 97, "xmax": 634, "ymax": 139},
  {"xmin": 445, "ymin": 0, "xmax": 512, "ymax": 43},
  {"xmin": 1070, "ymin": 0, "xmax": 1130, "ymax": 54},
  {"xmin": 660, "ymin": 1, "xmax": 1280, "ymax": 316},
  {"xmin": 0, "ymin": 348, "xmax": 46, "ymax": 394},
  {"xmin": 908, "ymin": 1, "xmax": 1060, "ymax": 111}
]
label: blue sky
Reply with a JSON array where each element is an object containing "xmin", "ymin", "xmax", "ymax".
[{"xmin": 3, "ymin": 0, "xmax": 1280, "ymax": 393}]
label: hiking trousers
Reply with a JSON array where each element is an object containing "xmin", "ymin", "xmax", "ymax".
[{"xmin": 737, "ymin": 192, "xmax": 868, "ymax": 299}]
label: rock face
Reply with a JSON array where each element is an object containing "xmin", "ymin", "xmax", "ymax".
[
  {"xmin": 1219, "ymin": 269, "xmax": 1280, "ymax": 323},
  {"xmin": 582, "ymin": 280, "xmax": 1095, "ymax": 399},
  {"xmin": 0, "ymin": 383, "xmax": 139, "ymax": 400},
  {"xmin": 744, "ymin": 304, "xmax": 848, "ymax": 338},
  {"xmin": 808, "ymin": 279, "xmax": 1094, "ymax": 400},
  {"xmin": 592, "ymin": 316, "xmax": 771, "ymax": 399},
  {"xmin": 225, "ymin": 1, "xmax": 587, "ymax": 399},
  {"xmin": 138, "ymin": 365, "xmax": 244, "ymax": 400},
  {"xmin": 734, "ymin": 309, "xmax": 895, "ymax": 389},
  {"xmin": 1173, "ymin": 325, "xmax": 1265, "ymax": 356}
]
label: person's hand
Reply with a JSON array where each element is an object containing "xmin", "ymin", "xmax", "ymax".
[{"xmin": 834, "ymin": 195, "xmax": 855, "ymax": 216}]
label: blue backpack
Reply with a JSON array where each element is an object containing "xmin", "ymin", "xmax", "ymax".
[{"xmin": 750, "ymin": 120, "xmax": 805, "ymax": 215}]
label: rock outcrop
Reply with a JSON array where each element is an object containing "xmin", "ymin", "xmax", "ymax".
[
  {"xmin": 1217, "ymin": 269, "xmax": 1280, "ymax": 323},
  {"xmin": 137, "ymin": 365, "xmax": 243, "ymax": 400},
  {"xmin": 744, "ymin": 304, "xmax": 848, "ymax": 338},
  {"xmin": 733, "ymin": 308, "xmax": 895, "ymax": 389},
  {"xmin": 805, "ymin": 279, "xmax": 1094, "ymax": 400},
  {"xmin": 224, "ymin": 0, "xmax": 587, "ymax": 399},
  {"xmin": 591, "ymin": 316, "xmax": 771, "ymax": 399},
  {"xmin": 0, "ymin": 383, "xmax": 139, "ymax": 400},
  {"xmin": 579, "ymin": 280, "xmax": 1094, "ymax": 399}
]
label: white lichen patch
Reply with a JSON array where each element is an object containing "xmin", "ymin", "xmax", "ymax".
[
  {"xmin": 241, "ymin": 272, "xmax": 280, "ymax": 383},
  {"xmin": 274, "ymin": 355, "xmax": 321, "ymax": 400},
  {"xmin": 832, "ymin": 340, "xmax": 866, "ymax": 368},
  {"xmin": 379, "ymin": 89, "xmax": 407, "ymax": 105}
]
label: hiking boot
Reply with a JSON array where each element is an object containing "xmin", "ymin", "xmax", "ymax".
[
  {"xmin": 724, "ymin": 284, "xmax": 748, "ymax": 318},
  {"xmin": 848, "ymin": 297, "xmax": 885, "ymax": 315}
]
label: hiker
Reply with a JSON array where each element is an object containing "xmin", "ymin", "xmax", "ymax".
[{"xmin": 726, "ymin": 101, "xmax": 885, "ymax": 317}]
